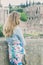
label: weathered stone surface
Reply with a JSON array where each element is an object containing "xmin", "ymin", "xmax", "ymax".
[
  {"xmin": 0, "ymin": 41, "xmax": 10, "ymax": 65},
  {"xmin": 0, "ymin": 39, "xmax": 43, "ymax": 65},
  {"xmin": 25, "ymin": 39, "xmax": 43, "ymax": 65}
]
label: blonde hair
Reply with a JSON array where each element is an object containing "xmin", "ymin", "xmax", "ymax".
[{"xmin": 3, "ymin": 12, "xmax": 20, "ymax": 37}]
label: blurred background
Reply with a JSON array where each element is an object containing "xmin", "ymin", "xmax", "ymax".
[
  {"xmin": 0, "ymin": 0, "xmax": 43, "ymax": 65},
  {"xmin": 0, "ymin": 0, "xmax": 43, "ymax": 38}
]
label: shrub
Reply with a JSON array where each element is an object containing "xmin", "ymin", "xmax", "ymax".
[
  {"xmin": 20, "ymin": 12, "xmax": 27, "ymax": 21},
  {"xmin": 0, "ymin": 25, "xmax": 4, "ymax": 37}
]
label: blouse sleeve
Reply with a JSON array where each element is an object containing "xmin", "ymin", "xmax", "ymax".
[
  {"xmin": 15, "ymin": 28, "xmax": 26, "ymax": 47},
  {"xmin": 6, "ymin": 37, "xmax": 14, "ymax": 45}
]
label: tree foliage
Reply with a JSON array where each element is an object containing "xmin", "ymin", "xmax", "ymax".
[
  {"xmin": 16, "ymin": 8, "xmax": 23, "ymax": 13},
  {"xmin": 9, "ymin": 4, "xmax": 14, "ymax": 13}
]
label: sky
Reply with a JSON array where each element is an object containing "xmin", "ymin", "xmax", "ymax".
[{"xmin": 1, "ymin": 0, "xmax": 43, "ymax": 6}]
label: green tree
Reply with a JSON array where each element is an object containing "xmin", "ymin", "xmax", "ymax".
[
  {"xmin": 32, "ymin": 0, "xmax": 34, "ymax": 5},
  {"xmin": 16, "ymin": 8, "xmax": 23, "ymax": 13},
  {"xmin": 20, "ymin": 3, "xmax": 26, "ymax": 8},
  {"xmin": 9, "ymin": 3, "xmax": 14, "ymax": 13},
  {"xmin": 26, "ymin": 0, "xmax": 28, "ymax": 7},
  {"xmin": 36, "ymin": 2, "xmax": 41, "ymax": 5}
]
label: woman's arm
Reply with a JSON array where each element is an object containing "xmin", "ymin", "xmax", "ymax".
[
  {"xmin": 6, "ymin": 37, "xmax": 14, "ymax": 45},
  {"xmin": 16, "ymin": 28, "xmax": 26, "ymax": 46},
  {"xmin": 14, "ymin": 28, "xmax": 26, "ymax": 55}
]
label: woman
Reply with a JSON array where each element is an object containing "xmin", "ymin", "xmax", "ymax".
[{"xmin": 3, "ymin": 12, "xmax": 26, "ymax": 65}]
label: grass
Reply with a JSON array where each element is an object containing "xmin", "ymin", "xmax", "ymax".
[
  {"xmin": 24, "ymin": 33, "xmax": 33, "ymax": 38},
  {"xmin": 24, "ymin": 32, "xmax": 43, "ymax": 38}
]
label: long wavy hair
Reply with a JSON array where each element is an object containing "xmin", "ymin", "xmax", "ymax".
[{"xmin": 3, "ymin": 12, "xmax": 20, "ymax": 37}]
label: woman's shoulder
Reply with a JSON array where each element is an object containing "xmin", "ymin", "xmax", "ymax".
[{"xmin": 13, "ymin": 25, "xmax": 22, "ymax": 34}]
